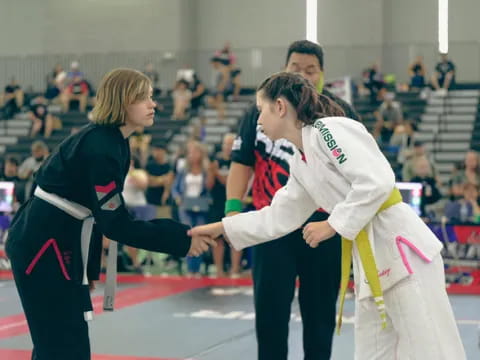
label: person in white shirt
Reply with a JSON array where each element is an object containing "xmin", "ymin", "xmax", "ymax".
[
  {"xmin": 172, "ymin": 141, "xmax": 215, "ymax": 275},
  {"xmin": 122, "ymin": 157, "xmax": 156, "ymax": 271},
  {"xmin": 189, "ymin": 72, "xmax": 465, "ymax": 360}
]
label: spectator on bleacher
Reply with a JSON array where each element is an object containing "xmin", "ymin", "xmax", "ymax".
[
  {"xmin": 215, "ymin": 41, "xmax": 237, "ymax": 65},
  {"xmin": 0, "ymin": 155, "xmax": 26, "ymax": 207},
  {"xmin": 18, "ymin": 141, "xmax": 49, "ymax": 200},
  {"xmin": 144, "ymin": 63, "xmax": 160, "ymax": 96},
  {"xmin": 122, "ymin": 156, "xmax": 157, "ymax": 272},
  {"xmin": 61, "ymin": 75, "xmax": 89, "ymax": 113},
  {"xmin": 373, "ymin": 92, "xmax": 403, "ymax": 145},
  {"xmin": 172, "ymin": 79, "xmax": 192, "ymax": 120},
  {"xmin": 1, "ymin": 78, "xmax": 24, "ymax": 119},
  {"xmin": 410, "ymin": 155, "xmax": 442, "ymax": 220},
  {"xmin": 431, "ymin": 53, "xmax": 455, "ymax": 93},
  {"xmin": 209, "ymin": 133, "xmax": 243, "ymax": 277},
  {"xmin": 18, "ymin": 141, "xmax": 49, "ymax": 181},
  {"xmin": 207, "ymin": 56, "xmax": 231, "ymax": 120},
  {"xmin": 29, "ymin": 100, "xmax": 55, "ymax": 138},
  {"xmin": 408, "ymin": 56, "xmax": 426, "ymax": 90},
  {"xmin": 172, "ymin": 141, "xmax": 215, "ymax": 276},
  {"xmin": 45, "ymin": 64, "xmax": 66, "ymax": 102},
  {"xmin": 191, "ymin": 116, "xmax": 207, "ymax": 143},
  {"xmin": 229, "ymin": 64, "xmax": 242, "ymax": 101},
  {"xmin": 1, "ymin": 155, "xmax": 20, "ymax": 182},
  {"xmin": 66, "ymin": 61, "xmax": 84, "ymax": 84},
  {"xmin": 449, "ymin": 150, "xmax": 480, "ymax": 199},
  {"xmin": 190, "ymin": 73, "xmax": 207, "ymax": 115},
  {"xmin": 146, "ymin": 143, "xmax": 174, "ymax": 218},
  {"xmin": 173, "ymin": 145, "xmax": 187, "ymax": 175},
  {"xmin": 402, "ymin": 141, "xmax": 438, "ymax": 182},
  {"xmin": 129, "ymin": 127, "xmax": 152, "ymax": 169},
  {"xmin": 362, "ymin": 62, "xmax": 384, "ymax": 104},
  {"xmin": 445, "ymin": 183, "xmax": 480, "ymax": 260},
  {"xmin": 169, "ymin": 144, "xmax": 189, "ymax": 271},
  {"xmin": 444, "ymin": 182, "xmax": 480, "ymax": 223},
  {"xmin": 390, "ymin": 120, "xmax": 417, "ymax": 165}
]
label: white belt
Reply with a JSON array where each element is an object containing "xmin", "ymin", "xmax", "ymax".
[{"xmin": 34, "ymin": 186, "xmax": 117, "ymax": 321}]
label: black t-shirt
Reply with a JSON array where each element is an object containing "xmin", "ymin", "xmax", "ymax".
[
  {"xmin": 410, "ymin": 176, "xmax": 441, "ymax": 217},
  {"xmin": 31, "ymin": 104, "xmax": 48, "ymax": 121},
  {"xmin": 231, "ymin": 69, "xmax": 241, "ymax": 79},
  {"xmin": 435, "ymin": 61, "xmax": 455, "ymax": 77},
  {"xmin": 145, "ymin": 161, "xmax": 171, "ymax": 205},
  {"xmin": 210, "ymin": 156, "xmax": 231, "ymax": 209},
  {"xmin": 191, "ymin": 78, "xmax": 206, "ymax": 98},
  {"xmin": 1, "ymin": 175, "xmax": 20, "ymax": 182},
  {"xmin": 412, "ymin": 63, "xmax": 423, "ymax": 75},
  {"xmin": 5, "ymin": 85, "xmax": 20, "ymax": 94},
  {"xmin": 231, "ymin": 88, "xmax": 360, "ymax": 211}
]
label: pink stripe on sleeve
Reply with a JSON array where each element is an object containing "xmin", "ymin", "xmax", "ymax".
[{"xmin": 94, "ymin": 181, "xmax": 116, "ymax": 194}]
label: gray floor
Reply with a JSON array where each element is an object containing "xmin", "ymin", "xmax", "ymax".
[{"xmin": 0, "ymin": 280, "xmax": 478, "ymax": 359}]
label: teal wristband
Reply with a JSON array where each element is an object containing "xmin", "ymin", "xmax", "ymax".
[{"xmin": 225, "ymin": 199, "xmax": 243, "ymax": 215}]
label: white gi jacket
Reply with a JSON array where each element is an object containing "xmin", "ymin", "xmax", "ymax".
[{"xmin": 223, "ymin": 117, "xmax": 443, "ymax": 300}]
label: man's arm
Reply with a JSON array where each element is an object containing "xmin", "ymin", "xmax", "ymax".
[
  {"xmin": 226, "ymin": 105, "xmax": 258, "ymax": 214},
  {"xmin": 227, "ymin": 162, "xmax": 253, "ymax": 203}
]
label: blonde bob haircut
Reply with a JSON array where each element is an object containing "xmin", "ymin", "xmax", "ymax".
[{"xmin": 90, "ymin": 68, "xmax": 151, "ymax": 126}]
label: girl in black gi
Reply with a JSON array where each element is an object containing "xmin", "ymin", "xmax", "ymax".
[{"xmin": 6, "ymin": 68, "xmax": 214, "ymax": 360}]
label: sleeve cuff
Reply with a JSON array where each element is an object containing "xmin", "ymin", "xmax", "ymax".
[
  {"xmin": 327, "ymin": 213, "xmax": 360, "ymax": 241},
  {"xmin": 222, "ymin": 216, "xmax": 249, "ymax": 251}
]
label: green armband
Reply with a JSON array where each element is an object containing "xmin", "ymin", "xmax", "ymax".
[{"xmin": 225, "ymin": 199, "xmax": 243, "ymax": 215}]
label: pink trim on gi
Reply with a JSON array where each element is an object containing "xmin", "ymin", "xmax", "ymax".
[
  {"xmin": 25, "ymin": 238, "xmax": 71, "ymax": 280},
  {"xmin": 395, "ymin": 236, "xmax": 432, "ymax": 274}
]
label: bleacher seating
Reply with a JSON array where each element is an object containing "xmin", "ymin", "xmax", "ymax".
[{"xmin": 0, "ymin": 95, "xmax": 188, "ymax": 161}]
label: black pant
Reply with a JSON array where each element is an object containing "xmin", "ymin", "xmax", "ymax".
[
  {"xmin": 252, "ymin": 213, "xmax": 341, "ymax": 360},
  {"xmin": 10, "ymin": 255, "xmax": 91, "ymax": 360},
  {"xmin": 7, "ymin": 199, "xmax": 92, "ymax": 360}
]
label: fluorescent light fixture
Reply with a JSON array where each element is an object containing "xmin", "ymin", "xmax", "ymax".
[
  {"xmin": 306, "ymin": 0, "xmax": 317, "ymax": 43},
  {"xmin": 439, "ymin": 0, "xmax": 448, "ymax": 53}
]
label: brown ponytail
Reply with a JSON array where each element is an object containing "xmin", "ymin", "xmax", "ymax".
[{"xmin": 257, "ymin": 72, "xmax": 344, "ymax": 126}]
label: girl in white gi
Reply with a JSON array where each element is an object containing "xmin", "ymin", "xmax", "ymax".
[{"xmin": 189, "ymin": 72, "xmax": 466, "ymax": 359}]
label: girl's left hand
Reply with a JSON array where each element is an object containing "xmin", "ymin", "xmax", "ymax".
[{"xmin": 302, "ymin": 221, "xmax": 336, "ymax": 248}]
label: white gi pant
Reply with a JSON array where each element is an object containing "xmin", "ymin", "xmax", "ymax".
[{"xmin": 354, "ymin": 251, "xmax": 466, "ymax": 360}]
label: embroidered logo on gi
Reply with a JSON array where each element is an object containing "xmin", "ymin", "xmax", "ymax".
[
  {"xmin": 95, "ymin": 181, "xmax": 116, "ymax": 201},
  {"xmin": 364, "ymin": 268, "xmax": 392, "ymax": 284},
  {"xmin": 101, "ymin": 193, "xmax": 122, "ymax": 211},
  {"xmin": 378, "ymin": 268, "xmax": 391, "ymax": 277},
  {"xmin": 313, "ymin": 119, "xmax": 347, "ymax": 164}
]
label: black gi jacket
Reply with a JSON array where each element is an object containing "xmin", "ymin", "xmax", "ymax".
[{"xmin": 6, "ymin": 123, "xmax": 191, "ymax": 283}]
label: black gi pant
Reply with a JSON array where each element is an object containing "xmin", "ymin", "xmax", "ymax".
[
  {"xmin": 7, "ymin": 198, "xmax": 94, "ymax": 360},
  {"xmin": 252, "ymin": 211, "xmax": 341, "ymax": 360}
]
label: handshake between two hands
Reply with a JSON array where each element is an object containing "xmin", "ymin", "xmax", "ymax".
[
  {"xmin": 185, "ymin": 220, "xmax": 337, "ymax": 257},
  {"xmin": 186, "ymin": 222, "xmax": 225, "ymax": 257}
]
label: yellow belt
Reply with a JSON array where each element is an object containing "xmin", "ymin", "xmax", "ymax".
[{"xmin": 337, "ymin": 188, "xmax": 402, "ymax": 333}]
